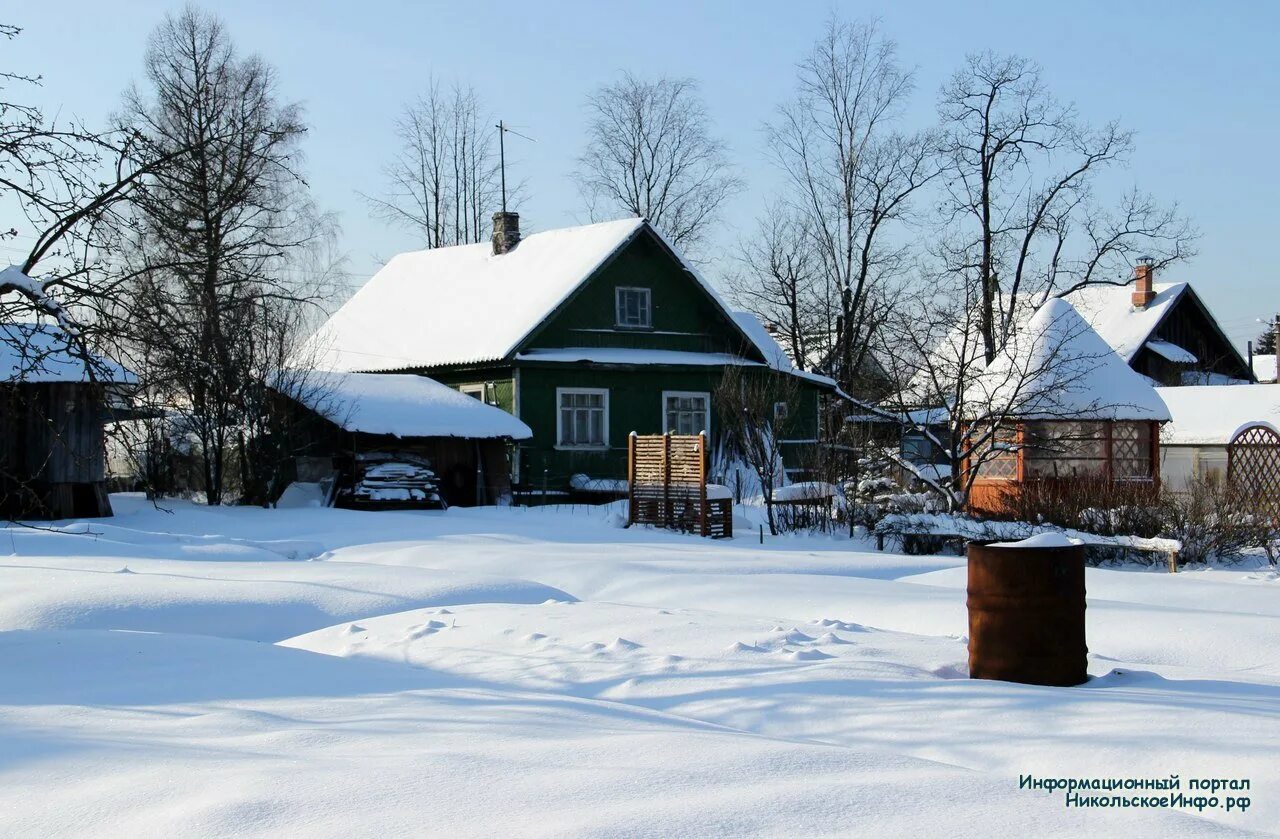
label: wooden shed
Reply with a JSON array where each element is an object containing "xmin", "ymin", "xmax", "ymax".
[
  {"xmin": 1, "ymin": 323, "xmax": 136, "ymax": 519},
  {"xmin": 270, "ymin": 371, "xmax": 533, "ymax": 508},
  {"xmin": 962, "ymin": 299, "xmax": 1170, "ymax": 516}
]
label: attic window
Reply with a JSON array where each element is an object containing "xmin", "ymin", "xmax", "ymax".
[{"xmin": 615, "ymin": 287, "xmax": 652, "ymax": 329}]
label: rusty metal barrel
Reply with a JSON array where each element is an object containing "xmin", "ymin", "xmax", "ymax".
[{"xmin": 967, "ymin": 538, "xmax": 1087, "ymax": 686}]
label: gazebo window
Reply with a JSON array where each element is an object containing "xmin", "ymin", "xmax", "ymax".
[
  {"xmin": 975, "ymin": 423, "xmax": 1018, "ymax": 480},
  {"xmin": 1024, "ymin": 421, "xmax": 1106, "ymax": 478}
]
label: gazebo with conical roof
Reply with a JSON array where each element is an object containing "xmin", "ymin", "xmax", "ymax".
[{"xmin": 960, "ymin": 298, "xmax": 1171, "ymax": 516}]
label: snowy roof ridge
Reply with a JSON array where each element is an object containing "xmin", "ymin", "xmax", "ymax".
[
  {"xmin": 305, "ymin": 218, "xmax": 650, "ymax": 372},
  {"xmin": 960, "ymin": 298, "xmax": 1170, "ymax": 422},
  {"xmin": 284, "ymin": 371, "xmax": 532, "ymax": 439}
]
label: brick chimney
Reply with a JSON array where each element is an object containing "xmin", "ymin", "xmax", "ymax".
[
  {"xmin": 1131, "ymin": 258, "xmax": 1156, "ymax": 309},
  {"xmin": 492, "ymin": 211, "xmax": 520, "ymax": 255}
]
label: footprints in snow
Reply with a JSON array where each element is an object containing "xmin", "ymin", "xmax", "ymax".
[{"xmin": 726, "ymin": 618, "xmax": 864, "ymax": 660}]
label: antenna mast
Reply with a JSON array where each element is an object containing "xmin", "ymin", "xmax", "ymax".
[
  {"xmin": 495, "ymin": 120, "xmax": 534, "ymax": 215},
  {"xmin": 497, "ymin": 119, "xmax": 507, "ymax": 214}
]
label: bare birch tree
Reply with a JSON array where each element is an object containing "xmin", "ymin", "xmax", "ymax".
[
  {"xmin": 937, "ymin": 52, "xmax": 1196, "ymax": 363},
  {"xmin": 364, "ymin": 81, "xmax": 506, "ymax": 249},
  {"xmin": 575, "ymin": 72, "xmax": 742, "ymax": 252},
  {"xmin": 760, "ymin": 18, "xmax": 938, "ymax": 395}
]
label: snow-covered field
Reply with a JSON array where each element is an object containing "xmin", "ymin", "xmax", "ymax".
[{"xmin": 2, "ymin": 496, "xmax": 1277, "ymax": 837}]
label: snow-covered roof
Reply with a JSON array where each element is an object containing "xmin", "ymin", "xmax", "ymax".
[
  {"xmin": 1253, "ymin": 354, "xmax": 1277, "ymax": 383},
  {"xmin": 286, "ymin": 371, "xmax": 532, "ymax": 439},
  {"xmin": 1, "ymin": 323, "xmax": 135, "ymax": 384},
  {"xmin": 1155, "ymin": 384, "xmax": 1280, "ymax": 445},
  {"xmin": 306, "ymin": 217, "xmax": 756, "ymax": 373},
  {"xmin": 305, "ymin": 218, "xmax": 647, "ymax": 371},
  {"xmin": 728, "ymin": 311, "xmax": 839, "ymax": 387},
  {"xmin": 960, "ymin": 298, "xmax": 1170, "ymax": 422},
  {"xmin": 1064, "ymin": 282, "xmax": 1188, "ymax": 363}
]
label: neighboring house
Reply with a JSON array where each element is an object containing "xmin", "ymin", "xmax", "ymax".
[
  {"xmin": 270, "ymin": 371, "xmax": 533, "ymax": 507},
  {"xmin": 1065, "ymin": 263, "xmax": 1254, "ymax": 386},
  {"xmin": 1, "ymin": 323, "xmax": 136, "ymax": 519},
  {"xmin": 305, "ymin": 214, "xmax": 837, "ymax": 492},
  {"xmin": 1155, "ymin": 384, "xmax": 1280, "ymax": 488}
]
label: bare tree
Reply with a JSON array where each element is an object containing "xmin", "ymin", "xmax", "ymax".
[
  {"xmin": 363, "ymin": 81, "xmax": 507, "ymax": 249},
  {"xmin": 1, "ymin": 23, "xmax": 160, "ymax": 334},
  {"xmin": 714, "ymin": 365, "xmax": 803, "ymax": 534},
  {"xmin": 575, "ymin": 72, "xmax": 742, "ymax": 252},
  {"xmin": 725, "ymin": 204, "xmax": 823, "ymax": 371},
  {"xmin": 114, "ymin": 6, "xmax": 331, "ymax": 505},
  {"xmin": 762, "ymin": 18, "xmax": 938, "ymax": 395},
  {"xmin": 937, "ymin": 52, "xmax": 1196, "ymax": 363}
]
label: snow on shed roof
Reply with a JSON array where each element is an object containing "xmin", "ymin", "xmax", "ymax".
[
  {"xmin": 1064, "ymin": 282, "xmax": 1187, "ymax": 363},
  {"xmin": 1, "ymin": 323, "xmax": 135, "ymax": 384},
  {"xmin": 1145, "ymin": 339, "xmax": 1198, "ymax": 365},
  {"xmin": 288, "ymin": 371, "xmax": 532, "ymax": 439},
  {"xmin": 1155, "ymin": 384, "xmax": 1280, "ymax": 445},
  {"xmin": 961, "ymin": 298, "xmax": 1170, "ymax": 422},
  {"xmin": 306, "ymin": 218, "xmax": 659, "ymax": 372},
  {"xmin": 1252, "ymin": 354, "xmax": 1277, "ymax": 383}
]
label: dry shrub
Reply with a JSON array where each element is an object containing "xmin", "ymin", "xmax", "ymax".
[
  {"xmin": 1163, "ymin": 476, "xmax": 1280, "ymax": 565},
  {"xmin": 986, "ymin": 476, "xmax": 1278, "ymax": 564},
  {"xmin": 991, "ymin": 478, "xmax": 1165, "ymax": 538}
]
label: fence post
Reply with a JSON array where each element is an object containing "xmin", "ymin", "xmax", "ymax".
[
  {"xmin": 698, "ymin": 431, "xmax": 709, "ymax": 537},
  {"xmin": 626, "ymin": 432, "xmax": 636, "ymax": 527},
  {"xmin": 663, "ymin": 432, "xmax": 672, "ymax": 527}
]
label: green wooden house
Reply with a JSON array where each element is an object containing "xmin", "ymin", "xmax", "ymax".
[{"xmin": 306, "ymin": 213, "xmax": 839, "ymax": 495}]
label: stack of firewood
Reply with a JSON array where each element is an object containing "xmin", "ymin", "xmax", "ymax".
[{"xmin": 349, "ymin": 456, "xmax": 445, "ymax": 509}]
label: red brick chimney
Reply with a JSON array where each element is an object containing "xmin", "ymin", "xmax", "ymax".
[{"xmin": 1131, "ymin": 259, "xmax": 1156, "ymax": 309}]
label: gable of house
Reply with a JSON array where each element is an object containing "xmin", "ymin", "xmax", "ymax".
[
  {"xmin": 1066, "ymin": 282, "xmax": 1252, "ymax": 385},
  {"xmin": 518, "ymin": 227, "xmax": 761, "ymax": 360}
]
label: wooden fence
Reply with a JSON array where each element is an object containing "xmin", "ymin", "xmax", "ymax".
[{"xmin": 626, "ymin": 432, "xmax": 731, "ymax": 538}]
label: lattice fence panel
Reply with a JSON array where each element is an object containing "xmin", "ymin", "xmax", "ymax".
[
  {"xmin": 1227, "ymin": 423, "xmax": 1280, "ymax": 527},
  {"xmin": 627, "ymin": 432, "xmax": 729, "ymax": 537}
]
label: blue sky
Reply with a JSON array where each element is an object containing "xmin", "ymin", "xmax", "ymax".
[{"xmin": 8, "ymin": 0, "xmax": 1279, "ymax": 350}]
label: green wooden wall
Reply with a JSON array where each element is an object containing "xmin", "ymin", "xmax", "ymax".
[{"xmin": 513, "ymin": 363, "xmax": 821, "ymax": 487}]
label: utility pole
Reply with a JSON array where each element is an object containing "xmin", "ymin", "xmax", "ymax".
[{"xmin": 1274, "ymin": 314, "xmax": 1280, "ymax": 383}]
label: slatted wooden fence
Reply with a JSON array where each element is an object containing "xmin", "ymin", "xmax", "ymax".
[{"xmin": 626, "ymin": 432, "xmax": 730, "ymax": 537}]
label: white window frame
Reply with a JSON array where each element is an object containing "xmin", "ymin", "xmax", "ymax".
[
  {"xmin": 459, "ymin": 383, "xmax": 486, "ymax": 403},
  {"xmin": 614, "ymin": 286, "xmax": 652, "ymax": 329},
  {"xmin": 661, "ymin": 390, "xmax": 711, "ymax": 437},
  {"xmin": 556, "ymin": 387, "xmax": 610, "ymax": 450}
]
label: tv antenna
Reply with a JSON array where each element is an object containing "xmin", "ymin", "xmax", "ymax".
[{"xmin": 495, "ymin": 120, "xmax": 534, "ymax": 214}]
